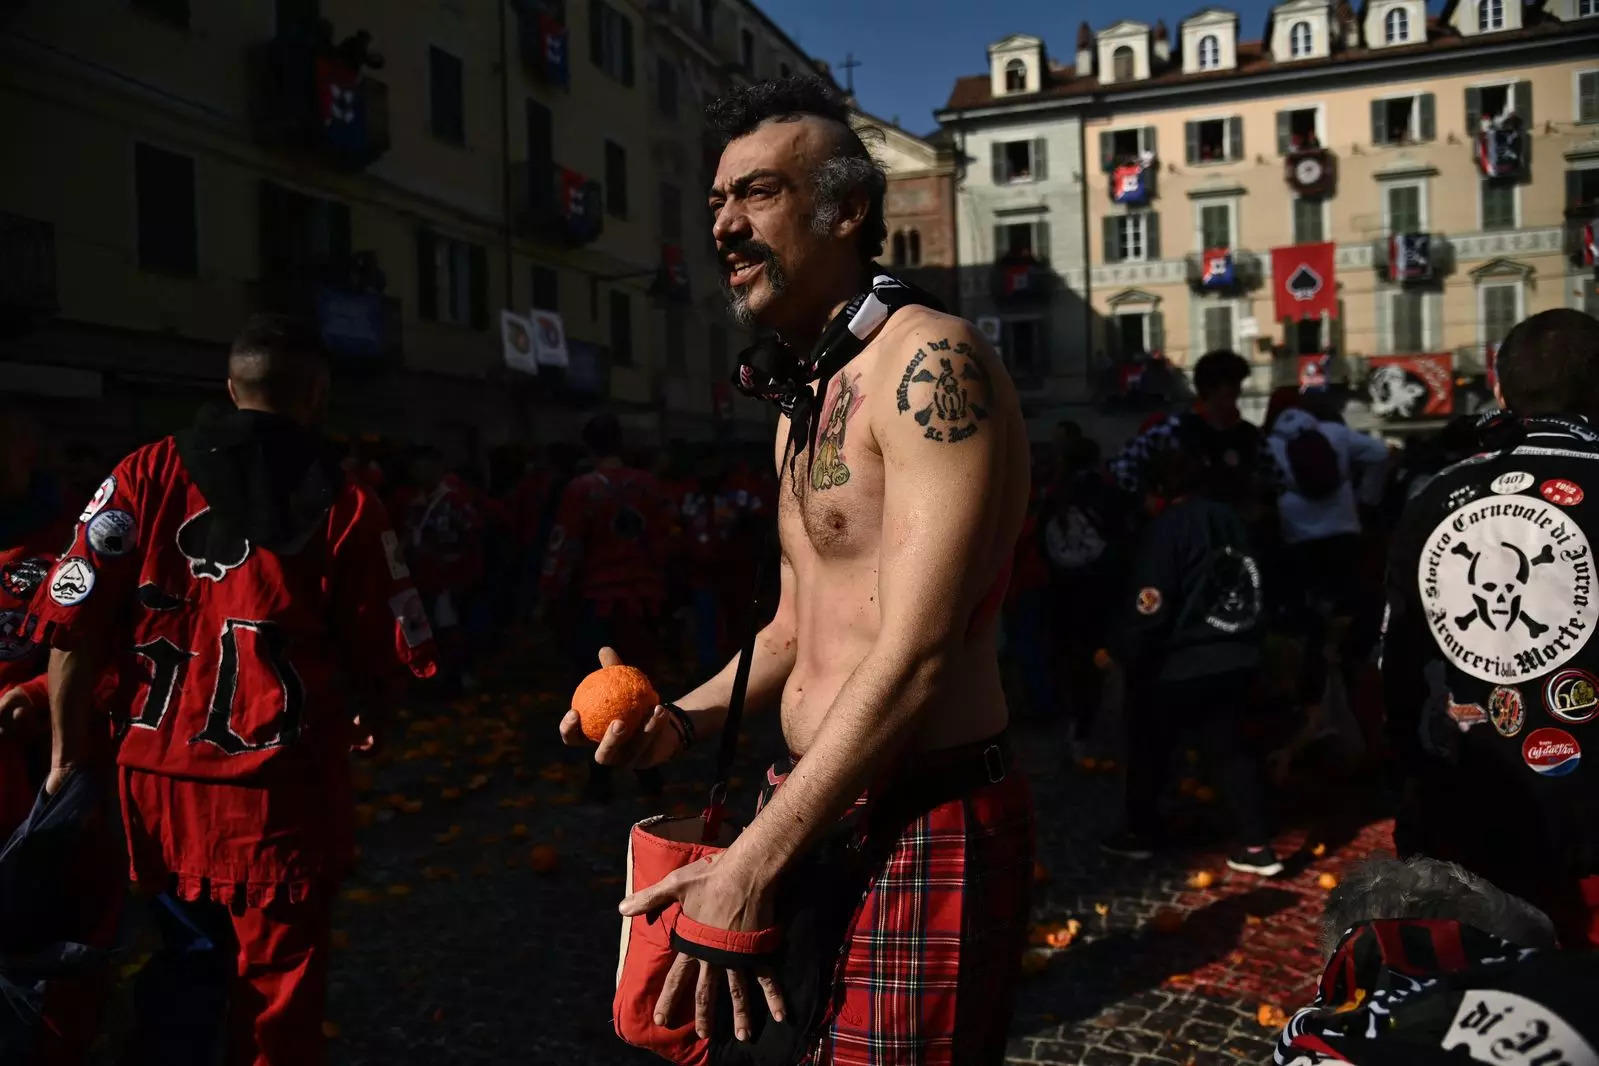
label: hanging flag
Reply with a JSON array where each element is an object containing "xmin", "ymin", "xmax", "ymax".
[
  {"xmin": 655, "ymin": 244, "xmax": 690, "ymax": 302},
  {"xmin": 314, "ymin": 56, "xmax": 365, "ymax": 154},
  {"xmin": 1271, "ymin": 242, "xmax": 1338, "ymax": 322},
  {"xmin": 1298, "ymin": 353, "xmax": 1330, "ymax": 393},
  {"xmin": 1200, "ymin": 248, "xmax": 1235, "ymax": 289},
  {"xmin": 559, "ymin": 169, "xmax": 601, "ymax": 242},
  {"xmin": 1584, "ymin": 222, "xmax": 1597, "ymax": 268},
  {"xmin": 1368, "ymin": 353, "xmax": 1453, "ymax": 419},
  {"xmin": 1111, "ymin": 162, "xmax": 1150, "ymax": 205},
  {"xmin": 539, "ymin": 14, "xmax": 569, "ymax": 87},
  {"xmin": 1476, "ymin": 118, "xmax": 1525, "ymax": 178},
  {"xmin": 1002, "ymin": 260, "xmax": 1036, "ymax": 296},
  {"xmin": 530, "ymin": 309, "xmax": 569, "ymax": 369},
  {"xmin": 1388, "ymin": 233, "xmax": 1433, "ymax": 282},
  {"xmin": 501, "ymin": 310, "xmax": 537, "ymax": 375}
]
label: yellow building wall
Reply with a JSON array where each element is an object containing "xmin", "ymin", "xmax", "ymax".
[{"xmin": 1088, "ymin": 48, "xmax": 1597, "ymax": 375}]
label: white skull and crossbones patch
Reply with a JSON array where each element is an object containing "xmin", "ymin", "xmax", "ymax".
[{"xmin": 1418, "ymin": 495, "xmax": 1598, "ymax": 683}]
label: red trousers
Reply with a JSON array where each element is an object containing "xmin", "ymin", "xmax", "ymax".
[{"xmin": 130, "ymin": 890, "xmax": 332, "ymax": 1066}]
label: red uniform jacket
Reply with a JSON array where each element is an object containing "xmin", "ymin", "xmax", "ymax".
[
  {"xmin": 541, "ymin": 467, "xmax": 674, "ymax": 613},
  {"xmin": 27, "ymin": 436, "xmax": 437, "ymax": 902},
  {"xmin": 391, "ymin": 474, "xmax": 484, "ymax": 596},
  {"xmin": 1, "ymin": 524, "xmax": 69, "ymax": 837}
]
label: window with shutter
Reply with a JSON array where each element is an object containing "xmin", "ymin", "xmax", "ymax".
[
  {"xmin": 135, "ymin": 143, "xmax": 197, "ymax": 276},
  {"xmin": 429, "ymin": 47, "xmax": 465, "ymax": 144},
  {"xmin": 1569, "ymin": 168, "xmax": 1599, "ymax": 212},
  {"xmin": 1185, "ymin": 121, "xmax": 1199, "ymax": 165},
  {"xmin": 1099, "ymin": 131, "xmax": 1115, "ymax": 172},
  {"xmin": 1480, "ymin": 181, "xmax": 1515, "ymax": 230},
  {"xmin": 665, "ymin": 305, "xmax": 686, "ymax": 370},
  {"xmin": 532, "ymin": 265, "xmax": 559, "ymax": 312},
  {"xmin": 1203, "ymin": 306, "xmax": 1233, "ymax": 353},
  {"xmin": 1293, "ymin": 197, "xmax": 1324, "ymax": 243},
  {"xmin": 1392, "ymin": 291, "xmax": 1423, "ymax": 353},
  {"xmin": 1118, "ymin": 215, "xmax": 1147, "ymax": 261},
  {"xmin": 1000, "ymin": 140, "xmax": 1036, "ymax": 182},
  {"xmin": 1032, "ymin": 138, "xmax": 1048, "ymax": 181},
  {"xmin": 605, "ymin": 140, "xmax": 628, "ymax": 218},
  {"xmin": 592, "ymin": 1, "xmax": 634, "ymax": 84},
  {"xmin": 1200, "ymin": 204, "xmax": 1231, "ymax": 249},
  {"xmin": 1418, "ymin": 94, "xmax": 1436, "ymax": 140},
  {"xmin": 1581, "ymin": 72, "xmax": 1599, "ymax": 124},
  {"xmin": 1226, "ymin": 117, "xmax": 1244, "ymax": 160},
  {"xmin": 1483, "ymin": 284, "xmax": 1519, "ymax": 347},
  {"xmin": 1146, "ymin": 213, "xmax": 1161, "ymax": 258},
  {"xmin": 610, "ymin": 291, "xmax": 633, "ymax": 365},
  {"xmin": 992, "ymin": 143, "xmax": 1007, "ymax": 184},
  {"xmin": 1385, "ymin": 184, "xmax": 1422, "ymax": 232},
  {"xmin": 657, "ymin": 58, "xmax": 678, "ymax": 117},
  {"xmin": 1103, "ymin": 216, "xmax": 1122, "ymax": 262},
  {"xmin": 1140, "ymin": 127, "xmax": 1157, "ymax": 156}
]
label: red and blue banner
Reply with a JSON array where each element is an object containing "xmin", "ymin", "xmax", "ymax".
[
  {"xmin": 1199, "ymin": 248, "xmax": 1235, "ymax": 289},
  {"xmin": 657, "ymin": 244, "xmax": 690, "ymax": 302},
  {"xmin": 314, "ymin": 56, "xmax": 365, "ymax": 154},
  {"xmin": 1271, "ymin": 242, "xmax": 1338, "ymax": 323},
  {"xmin": 1388, "ymin": 233, "xmax": 1433, "ymax": 282},
  {"xmin": 1476, "ymin": 120, "xmax": 1525, "ymax": 178},
  {"xmin": 1298, "ymin": 353, "xmax": 1330, "ymax": 393},
  {"xmin": 539, "ymin": 15, "xmax": 569, "ymax": 87},
  {"xmin": 1583, "ymin": 223, "xmax": 1597, "ymax": 268},
  {"xmin": 560, "ymin": 168, "xmax": 601, "ymax": 242},
  {"xmin": 1111, "ymin": 162, "xmax": 1151, "ymax": 206}
]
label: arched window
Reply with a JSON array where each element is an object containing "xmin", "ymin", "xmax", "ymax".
[
  {"xmin": 891, "ymin": 232, "xmax": 907, "ymax": 266},
  {"xmin": 1384, "ymin": 7, "xmax": 1410, "ymax": 42},
  {"xmin": 1197, "ymin": 34, "xmax": 1220, "ymax": 70},
  {"xmin": 1112, "ymin": 45, "xmax": 1135, "ymax": 82},
  {"xmin": 1479, "ymin": 0, "xmax": 1504, "ymax": 30},
  {"xmin": 907, "ymin": 230, "xmax": 922, "ymax": 266},
  {"xmin": 1289, "ymin": 21, "xmax": 1313, "ymax": 57},
  {"xmin": 1004, "ymin": 58, "xmax": 1027, "ymax": 93}
]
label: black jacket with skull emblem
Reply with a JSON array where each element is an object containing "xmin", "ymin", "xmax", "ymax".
[{"xmin": 1383, "ymin": 414, "xmax": 1599, "ymax": 916}]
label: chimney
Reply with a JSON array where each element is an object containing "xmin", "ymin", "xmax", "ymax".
[
  {"xmin": 1075, "ymin": 21, "xmax": 1093, "ymax": 76},
  {"xmin": 1152, "ymin": 19, "xmax": 1170, "ymax": 63}
]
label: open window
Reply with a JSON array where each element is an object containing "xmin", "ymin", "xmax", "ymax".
[
  {"xmin": 1372, "ymin": 93, "xmax": 1436, "ymax": 145},
  {"xmin": 1100, "ymin": 126, "xmax": 1157, "ymax": 170},
  {"xmin": 993, "ymin": 138, "xmax": 1048, "ymax": 183},
  {"xmin": 1004, "ymin": 58, "xmax": 1027, "ymax": 93},
  {"xmin": 1187, "ymin": 117, "xmax": 1242, "ymax": 164},
  {"xmin": 1284, "ymin": 108, "xmax": 1319, "ymax": 151}
]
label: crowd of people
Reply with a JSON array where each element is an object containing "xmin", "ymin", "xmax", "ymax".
[{"xmin": 1, "ymin": 68, "xmax": 1597, "ymax": 1066}]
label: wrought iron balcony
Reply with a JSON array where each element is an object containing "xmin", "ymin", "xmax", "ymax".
[
  {"xmin": 1370, "ymin": 233, "xmax": 1454, "ymax": 284},
  {"xmin": 511, "ymin": 162, "xmax": 603, "ymax": 246},
  {"xmin": 248, "ymin": 35, "xmax": 390, "ymax": 171}
]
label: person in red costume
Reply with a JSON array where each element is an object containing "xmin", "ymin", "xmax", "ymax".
[
  {"xmin": 541, "ymin": 412, "xmax": 675, "ymax": 804},
  {"xmin": 27, "ymin": 315, "xmax": 438, "ymax": 1066},
  {"xmin": 390, "ymin": 446, "xmax": 483, "ymax": 688}
]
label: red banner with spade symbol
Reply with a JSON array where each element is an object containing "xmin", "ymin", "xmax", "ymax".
[{"xmin": 1271, "ymin": 242, "xmax": 1337, "ymax": 323}]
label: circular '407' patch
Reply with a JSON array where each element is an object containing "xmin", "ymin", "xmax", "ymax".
[{"xmin": 1416, "ymin": 494, "xmax": 1598, "ymax": 684}]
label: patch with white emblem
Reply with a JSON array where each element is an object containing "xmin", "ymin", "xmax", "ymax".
[{"xmin": 1416, "ymin": 495, "xmax": 1597, "ymax": 683}]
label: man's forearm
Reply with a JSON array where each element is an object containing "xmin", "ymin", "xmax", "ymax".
[
  {"xmin": 48, "ymin": 642, "xmax": 108, "ymax": 772},
  {"xmin": 674, "ymin": 621, "xmax": 796, "ymax": 736},
  {"xmin": 720, "ymin": 646, "xmax": 937, "ymax": 878}
]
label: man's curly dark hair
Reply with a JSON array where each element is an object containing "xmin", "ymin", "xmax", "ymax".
[{"xmin": 705, "ymin": 75, "xmax": 887, "ymax": 265}]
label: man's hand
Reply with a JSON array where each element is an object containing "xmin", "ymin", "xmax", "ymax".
[
  {"xmin": 0, "ymin": 686, "xmax": 38, "ymax": 740},
  {"xmin": 618, "ymin": 854, "xmax": 786, "ymax": 1041},
  {"xmin": 558, "ymin": 647, "xmax": 684, "ymax": 769}
]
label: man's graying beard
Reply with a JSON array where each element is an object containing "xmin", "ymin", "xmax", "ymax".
[{"xmin": 720, "ymin": 238, "xmax": 787, "ymax": 327}]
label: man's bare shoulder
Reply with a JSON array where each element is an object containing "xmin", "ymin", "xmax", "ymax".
[{"xmin": 863, "ymin": 307, "xmax": 1020, "ymax": 434}]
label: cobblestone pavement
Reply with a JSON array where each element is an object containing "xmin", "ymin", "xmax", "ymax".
[{"xmin": 323, "ymin": 645, "xmax": 1394, "ymax": 1066}]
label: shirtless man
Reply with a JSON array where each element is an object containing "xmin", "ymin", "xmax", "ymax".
[{"xmin": 561, "ymin": 77, "xmax": 1032, "ymax": 1063}]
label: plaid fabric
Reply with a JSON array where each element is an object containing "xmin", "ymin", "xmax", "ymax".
[
  {"xmin": 758, "ymin": 759, "xmax": 1035, "ymax": 1065},
  {"xmin": 1110, "ymin": 413, "xmax": 1283, "ymax": 497}
]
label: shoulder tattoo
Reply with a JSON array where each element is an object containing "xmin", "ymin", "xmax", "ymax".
[{"xmin": 895, "ymin": 337, "xmax": 991, "ymax": 444}]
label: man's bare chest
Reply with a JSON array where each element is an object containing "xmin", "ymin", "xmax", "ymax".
[{"xmin": 777, "ymin": 445, "xmax": 884, "ymax": 561}]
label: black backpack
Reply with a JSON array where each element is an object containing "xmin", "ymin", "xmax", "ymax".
[{"xmin": 1286, "ymin": 425, "xmax": 1342, "ymax": 499}]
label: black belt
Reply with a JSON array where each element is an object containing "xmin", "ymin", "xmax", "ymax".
[{"xmin": 869, "ymin": 733, "xmax": 1013, "ymax": 828}]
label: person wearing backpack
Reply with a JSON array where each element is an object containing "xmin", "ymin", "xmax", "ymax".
[
  {"xmin": 1268, "ymin": 398, "xmax": 1390, "ymax": 723},
  {"xmin": 1099, "ymin": 442, "xmax": 1280, "ymax": 875}
]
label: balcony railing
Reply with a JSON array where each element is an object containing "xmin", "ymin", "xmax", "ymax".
[
  {"xmin": 254, "ymin": 264, "xmax": 401, "ymax": 360},
  {"xmin": 1185, "ymin": 249, "xmax": 1262, "ymax": 292},
  {"xmin": 511, "ymin": 162, "xmax": 603, "ymax": 246},
  {"xmin": 0, "ymin": 213, "xmax": 57, "ymax": 333},
  {"xmin": 1371, "ymin": 233, "xmax": 1454, "ymax": 284},
  {"xmin": 248, "ymin": 37, "xmax": 390, "ymax": 171},
  {"xmin": 515, "ymin": 1, "xmax": 569, "ymax": 86},
  {"xmin": 991, "ymin": 255, "xmax": 1052, "ymax": 302},
  {"xmin": 1567, "ymin": 217, "xmax": 1597, "ymax": 270}
]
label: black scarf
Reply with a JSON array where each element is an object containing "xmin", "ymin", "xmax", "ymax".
[{"xmin": 731, "ymin": 269, "xmax": 939, "ymax": 482}]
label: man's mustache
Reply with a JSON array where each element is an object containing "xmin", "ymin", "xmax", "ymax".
[{"xmin": 719, "ymin": 239, "xmax": 780, "ymax": 276}]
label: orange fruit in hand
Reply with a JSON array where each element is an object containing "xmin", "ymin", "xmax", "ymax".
[{"xmin": 572, "ymin": 665, "xmax": 659, "ymax": 743}]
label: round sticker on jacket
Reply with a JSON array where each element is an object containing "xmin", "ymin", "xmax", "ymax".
[
  {"xmin": 1135, "ymin": 587, "xmax": 1162, "ymax": 615},
  {"xmin": 78, "ymin": 476, "xmax": 116, "ymax": 524},
  {"xmin": 1541, "ymin": 479, "xmax": 1584, "ymax": 507},
  {"xmin": 1544, "ymin": 668, "xmax": 1599, "ymax": 724},
  {"xmin": 1487, "ymin": 686, "xmax": 1525, "ymax": 737},
  {"xmin": 1415, "ymin": 495, "xmax": 1598, "ymax": 684},
  {"xmin": 1490, "ymin": 471, "xmax": 1534, "ymax": 495},
  {"xmin": 48, "ymin": 558, "xmax": 95, "ymax": 607},
  {"xmin": 87, "ymin": 509, "xmax": 138, "ymax": 557},
  {"xmin": 1522, "ymin": 727, "xmax": 1581, "ymax": 777}
]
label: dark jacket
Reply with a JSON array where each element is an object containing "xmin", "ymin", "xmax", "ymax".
[
  {"xmin": 1383, "ymin": 413, "xmax": 1599, "ymax": 902},
  {"xmin": 1113, "ymin": 495, "xmax": 1264, "ymax": 682}
]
